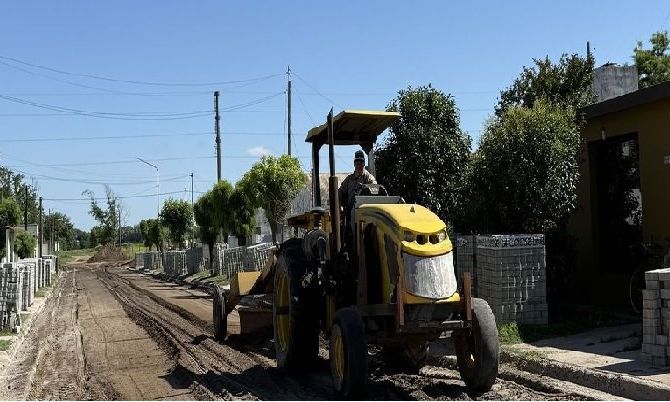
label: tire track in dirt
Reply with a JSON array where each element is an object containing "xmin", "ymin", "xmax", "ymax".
[{"xmin": 99, "ymin": 265, "xmax": 612, "ymax": 401}]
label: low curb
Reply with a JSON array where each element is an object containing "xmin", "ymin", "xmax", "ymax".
[{"xmin": 500, "ymin": 348, "xmax": 670, "ymax": 400}]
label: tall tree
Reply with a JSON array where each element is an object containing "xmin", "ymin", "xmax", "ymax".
[
  {"xmin": 634, "ymin": 31, "xmax": 670, "ymax": 88},
  {"xmin": 160, "ymin": 199, "xmax": 193, "ymax": 248},
  {"xmin": 229, "ymin": 178, "xmax": 256, "ymax": 246},
  {"xmin": 0, "ymin": 167, "xmax": 41, "ymax": 224},
  {"xmin": 194, "ymin": 191, "xmax": 218, "ymax": 265},
  {"xmin": 376, "ymin": 85, "xmax": 471, "ymax": 223},
  {"xmin": 210, "ymin": 180, "xmax": 234, "ymax": 242},
  {"xmin": 243, "ymin": 155, "xmax": 307, "ymax": 243},
  {"xmin": 496, "ymin": 53, "xmax": 595, "ymax": 116},
  {"xmin": 83, "ymin": 185, "xmax": 120, "ymax": 246},
  {"xmin": 44, "ymin": 212, "xmax": 75, "ymax": 250}
]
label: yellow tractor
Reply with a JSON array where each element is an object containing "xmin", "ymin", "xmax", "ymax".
[{"xmin": 213, "ymin": 109, "xmax": 499, "ymax": 397}]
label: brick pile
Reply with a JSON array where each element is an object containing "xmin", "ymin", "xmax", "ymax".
[
  {"xmin": 211, "ymin": 243, "xmax": 227, "ymax": 275},
  {"xmin": 135, "ymin": 252, "xmax": 145, "ymax": 269},
  {"xmin": 454, "ymin": 234, "xmax": 477, "ymax": 295},
  {"xmin": 476, "ymin": 235, "xmax": 548, "ymax": 325},
  {"xmin": 143, "ymin": 252, "xmax": 162, "ymax": 271},
  {"xmin": 186, "ymin": 246, "xmax": 204, "ymax": 275},
  {"xmin": 641, "ymin": 268, "xmax": 670, "ymax": 366},
  {"xmin": 164, "ymin": 251, "xmax": 187, "ymax": 277},
  {"xmin": 243, "ymin": 243, "xmax": 276, "ymax": 271},
  {"xmin": 0, "ymin": 263, "xmax": 24, "ymax": 330}
]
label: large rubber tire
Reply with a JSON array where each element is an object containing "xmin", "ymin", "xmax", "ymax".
[
  {"xmin": 213, "ymin": 286, "xmax": 227, "ymax": 342},
  {"xmin": 455, "ymin": 298, "xmax": 499, "ymax": 392},
  {"xmin": 383, "ymin": 341, "xmax": 430, "ymax": 370},
  {"xmin": 273, "ymin": 238, "xmax": 319, "ymax": 371},
  {"xmin": 330, "ymin": 308, "xmax": 368, "ymax": 398}
]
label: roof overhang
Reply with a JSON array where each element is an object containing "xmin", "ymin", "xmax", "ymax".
[{"xmin": 305, "ymin": 110, "xmax": 400, "ymax": 149}]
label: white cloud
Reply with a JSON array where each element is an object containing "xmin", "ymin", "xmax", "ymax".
[{"xmin": 247, "ymin": 146, "xmax": 273, "ymax": 157}]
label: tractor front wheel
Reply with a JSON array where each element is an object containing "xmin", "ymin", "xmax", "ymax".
[
  {"xmin": 330, "ymin": 307, "xmax": 368, "ymax": 398},
  {"xmin": 454, "ymin": 298, "xmax": 499, "ymax": 392}
]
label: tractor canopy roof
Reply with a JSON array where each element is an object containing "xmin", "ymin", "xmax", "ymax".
[{"xmin": 305, "ymin": 110, "xmax": 400, "ymax": 148}]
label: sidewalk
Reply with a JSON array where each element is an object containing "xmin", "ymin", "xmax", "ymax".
[{"xmin": 507, "ymin": 323, "xmax": 670, "ymax": 400}]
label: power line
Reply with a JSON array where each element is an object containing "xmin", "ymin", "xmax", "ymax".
[
  {"xmin": 0, "ymin": 55, "xmax": 283, "ymax": 87},
  {"xmin": 0, "ymin": 93, "xmax": 212, "ymax": 120}
]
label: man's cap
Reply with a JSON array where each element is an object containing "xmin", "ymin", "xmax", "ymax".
[{"xmin": 354, "ymin": 150, "xmax": 365, "ymax": 162}]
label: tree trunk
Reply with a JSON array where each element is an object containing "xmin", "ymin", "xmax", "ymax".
[
  {"xmin": 270, "ymin": 221, "xmax": 278, "ymax": 244},
  {"xmin": 208, "ymin": 242, "xmax": 214, "ymax": 271}
]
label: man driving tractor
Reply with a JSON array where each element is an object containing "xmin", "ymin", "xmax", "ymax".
[{"xmin": 338, "ymin": 150, "xmax": 376, "ymax": 210}]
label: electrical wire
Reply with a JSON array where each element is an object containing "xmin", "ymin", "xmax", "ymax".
[{"xmin": 0, "ymin": 55, "xmax": 283, "ymax": 87}]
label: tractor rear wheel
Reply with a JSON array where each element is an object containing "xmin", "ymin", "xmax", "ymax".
[
  {"xmin": 454, "ymin": 298, "xmax": 499, "ymax": 392},
  {"xmin": 330, "ymin": 308, "xmax": 368, "ymax": 398},
  {"xmin": 273, "ymin": 238, "xmax": 319, "ymax": 371},
  {"xmin": 213, "ymin": 286, "xmax": 227, "ymax": 342}
]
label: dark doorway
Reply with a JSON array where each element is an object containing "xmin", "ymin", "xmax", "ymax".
[{"xmin": 589, "ymin": 133, "xmax": 643, "ymax": 274}]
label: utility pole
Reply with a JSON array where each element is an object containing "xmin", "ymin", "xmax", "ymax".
[
  {"xmin": 118, "ymin": 213, "xmax": 122, "ymax": 246},
  {"xmin": 38, "ymin": 197, "xmax": 42, "ymax": 257},
  {"xmin": 287, "ymin": 66, "xmax": 292, "ymax": 156},
  {"xmin": 190, "ymin": 172, "xmax": 194, "ymax": 210},
  {"xmin": 23, "ymin": 185, "xmax": 28, "ymax": 230},
  {"xmin": 48, "ymin": 208, "xmax": 52, "ymax": 254},
  {"xmin": 215, "ymin": 91, "xmax": 221, "ymax": 181}
]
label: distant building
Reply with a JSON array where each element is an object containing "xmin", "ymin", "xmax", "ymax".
[{"xmin": 591, "ymin": 63, "xmax": 638, "ymax": 102}]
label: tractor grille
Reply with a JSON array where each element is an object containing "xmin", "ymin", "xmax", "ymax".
[{"xmin": 403, "ymin": 252, "xmax": 457, "ymax": 299}]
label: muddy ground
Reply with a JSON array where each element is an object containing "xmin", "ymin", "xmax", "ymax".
[{"xmin": 0, "ymin": 261, "xmax": 622, "ymax": 400}]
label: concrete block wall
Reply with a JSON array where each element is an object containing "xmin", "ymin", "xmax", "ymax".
[
  {"xmin": 641, "ymin": 268, "xmax": 670, "ymax": 366},
  {"xmin": 243, "ymin": 243, "xmax": 276, "ymax": 272},
  {"xmin": 474, "ymin": 235, "xmax": 548, "ymax": 325}
]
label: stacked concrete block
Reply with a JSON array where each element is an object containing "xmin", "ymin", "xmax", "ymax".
[
  {"xmin": 164, "ymin": 251, "xmax": 187, "ymax": 277},
  {"xmin": 186, "ymin": 247, "xmax": 204, "ymax": 275},
  {"xmin": 0, "ymin": 263, "xmax": 24, "ymax": 330},
  {"xmin": 243, "ymin": 243, "xmax": 275, "ymax": 272},
  {"xmin": 211, "ymin": 243, "xmax": 227, "ymax": 276},
  {"xmin": 222, "ymin": 247, "xmax": 245, "ymax": 278},
  {"xmin": 134, "ymin": 252, "xmax": 145, "ymax": 269},
  {"xmin": 454, "ymin": 234, "xmax": 477, "ymax": 295},
  {"xmin": 143, "ymin": 252, "xmax": 162, "ymax": 271},
  {"xmin": 43, "ymin": 259, "xmax": 52, "ymax": 286},
  {"xmin": 476, "ymin": 234, "xmax": 548, "ymax": 325},
  {"xmin": 641, "ymin": 268, "xmax": 670, "ymax": 366},
  {"xmin": 19, "ymin": 264, "xmax": 32, "ymax": 310}
]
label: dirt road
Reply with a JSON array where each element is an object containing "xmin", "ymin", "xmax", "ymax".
[{"xmin": 0, "ymin": 261, "xmax": 622, "ymax": 400}]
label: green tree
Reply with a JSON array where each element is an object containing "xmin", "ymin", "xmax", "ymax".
[
  {"xmin": 83, "ymin": 186, "xmax": 120, "ymax": 246},
  {"xmin": 229, "ymin": 178, "xmax": 256, "ymax": 246},
  {"xmin": 496, "ymin": 53, "xmax": 595, "ymax": 116},
  {"xmin": 160, "ymin": 199, "xmax": 193, "ymax": 248},
  {"xmin": 634, "ymin": 31, "xmax": 670, "ymax": 88},
  {"xmin": 376, "ymin": 85, "xmax": 471, "ymax": 223},
  {"xmin": 14, "ymin": 231, "xmax": 36, "ymax": 259},
  {"xmin": 243, "ymin": 155, "xmax": 307, "ymax": 242},
  {"xmin": 44, "ymin": 212, "xmax": 75, "ymax": 250},
  {"xmin": 0, "ymin": 168, "xmax": 41, "ymax": 224},
  {"xmin": 0, "ymin": 197, "xmax": 21, "ymax": 258},
  {"xmin": 72, "ymin": 228, "xmax": 90, "ymax": 249},
  {"xmin": 142, "ymin": 218, "xmax": 165, "ymax": 253},
  {"xmin": 210, "ymin": 180, "xmax": 234, "ymax": 242},
  {"xmin": 194, "ymin": 191, "xmax": 218, "ymax": 265},
  {"xmin": 459, "ymin": 102, "xmax": 580, "ymax": 234}
]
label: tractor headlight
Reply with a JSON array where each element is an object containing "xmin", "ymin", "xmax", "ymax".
[
  {"xmin": 403, "ymin": 231, "xmax": 415, "ymax": 242},
  {"xmin": 437, "ymin": 229, "xmax": 447, "ymax": 242}
]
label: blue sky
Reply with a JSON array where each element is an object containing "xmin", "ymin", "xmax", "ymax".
[{"xmin": 0, "ymin": 1, "xmax": 667, "ymax": 230}]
